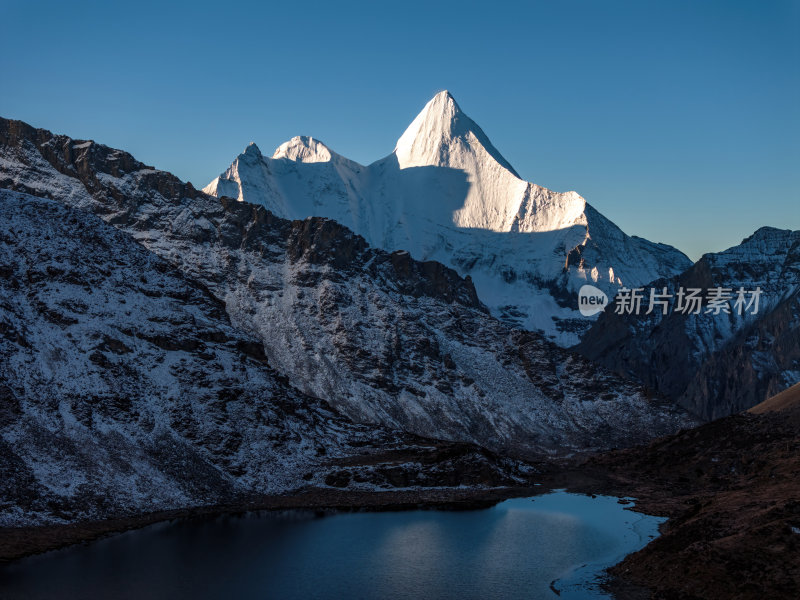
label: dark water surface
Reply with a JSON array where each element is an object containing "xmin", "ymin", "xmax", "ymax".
[{"xmin": 0, "ymin": 492, "xmax": 665, "ymax": 599}]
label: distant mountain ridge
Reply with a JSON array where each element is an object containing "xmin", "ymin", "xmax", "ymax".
[
  {"xmin": 204, "ymin": 91, "xmax": 692, "ymax": 345},
  {"xmin": 577, "ymin": 226, "xmax": 800, "ymax": 419}
]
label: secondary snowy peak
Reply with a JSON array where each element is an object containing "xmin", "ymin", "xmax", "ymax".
[
  {"xmin": 273, "ymin": 135, "xmax": 344, "ymax": 164},
  {"xmin": 243, "ymin": 141, "xmax": 261, "ymax": 156},
  {"xmin": 203, "ymin": 134, "xmax": 365, "ymax": 215}
]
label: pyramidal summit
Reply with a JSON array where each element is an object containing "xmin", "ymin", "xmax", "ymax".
[{"xmin": 204, "ymin": 91, "xmax": 692, "ymax": 345}]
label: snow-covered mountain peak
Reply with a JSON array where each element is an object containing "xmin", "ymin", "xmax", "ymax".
[
  {"xmin": 243, "ymin": 141, "xmax": 261, "ymax": 157},
  {"xmin": 404, "ymin": 89, "xmax": 460, "ymax": 125},
  {"xmin": 393, "ymin": 90, "xmax": 519, "ymax": 178},
  {"xmin": 739, "ymin": 226, "xmax": 798, "ymax": 247},
  {"xmin": 396, "ymin": 90, "xmax": 460, "ymax": 143},
  {"xmin": 273, "ymin": 135, "xmax": 342, "ymax": 164},
  {"xmin": 201, "ymin": 93, "xmax": 692, "ymax": 344},
  {"xmin": 707, "ymin": 226, "xmax": 800, "ymax": 274}
]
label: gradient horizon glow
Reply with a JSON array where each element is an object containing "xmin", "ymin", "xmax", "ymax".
[{"xmin": 1, "ymin": 0, "xmax": 797, "ymax": 260}]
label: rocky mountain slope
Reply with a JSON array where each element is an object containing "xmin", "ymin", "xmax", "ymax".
[
  {"xmin": 1, "ymin": 188, "xmax": 542, "ymax": 527},
  {"xmin": 576, "ymin": 227, "xmax": 800, "ymax": 419},
  {"xmin": 204, "ymin": 91, "xmax": 691, "ymax": 345},
  {"xmin": 579, "ymin": 389, "xmax": 800, "ymax": 599},
  {"xmin": 0, "ymin": 116, "xmax": 693, "ymax": 466}
]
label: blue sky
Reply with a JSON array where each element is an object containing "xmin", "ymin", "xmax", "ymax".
[{"xmin": 1, "ymin": 0, "xmax": 797, "ymax": 260}]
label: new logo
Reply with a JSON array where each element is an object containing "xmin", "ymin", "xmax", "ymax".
[{"xmin": 578, "ymin": 285, "xmax": 608, "ymax": 317}]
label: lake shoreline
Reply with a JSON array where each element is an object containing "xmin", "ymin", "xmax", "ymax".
[
  {"xmin": 567, "ymin": 407, "xmax": 800, "ymax": 599},
  {"xmin": 0, "ymin": 485, "xmax": 558, "ymax": 564}
]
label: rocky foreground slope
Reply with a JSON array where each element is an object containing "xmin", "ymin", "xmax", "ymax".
[
  {"xmin": 577, "ymin": 227, "xmax": 800, "ymax": 419},
  {"xmin": 0, "ymin": 116, "xmax": 693, "ymax": 467},
  {"xmin": 1, "ymin": 188, "xmax": 540, "ymax": 526},
  {"xmin": 205, "ymin": 91, "xmax": 691, "ymax": 344},
  {"xmin": 577, "ymin": 385, "xmax": 800, "ymax": 599}
]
